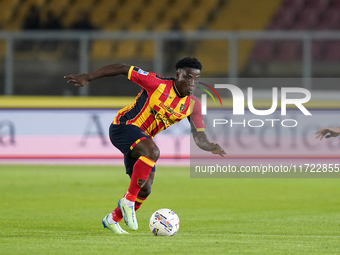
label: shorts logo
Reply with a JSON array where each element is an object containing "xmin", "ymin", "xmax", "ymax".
[
  {"xmin": 137, "ymin": 178, "xmax": 147, "ymax": 188},
  {"xmin": 141, "ymin": 131, "xmax": 148, "ymax": 136},
  {"xmin": 138, "ymin": 69, "xmax": 149, "ymax": 75}
]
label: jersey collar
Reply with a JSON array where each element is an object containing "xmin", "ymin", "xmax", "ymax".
[{"xmin": 172, "ymin": 79, "xmax": 186, "ymax": 98}]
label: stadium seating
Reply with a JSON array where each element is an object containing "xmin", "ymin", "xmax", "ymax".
[
  {"xmin": 305, "ymin": 0, "xmax": 329, "ymax": 11},
  {"xmin": 90, "ymin": 3, "xmax": 114, "ymax": 28},
  {"xmin": 315, "ymin": 9, "xmax": 340, "ymax": 30},
  {"xmin": 283, "ymin": 0, "xmax": 305, "ymax": 10},
  {"xmin": 62, "ymin": 0, "xmax": 96, "ymax": 28},
  {"xmin": 276, "ymin": 41, "xmax": 302, "ymax": 61},
  {"xmin": 0, "ymin": 41, "xmax": 6, "ymax": 58},
  {"xmin": 161, "ymin": 0, "xmax": 194, "ymax": 24},
  {"xmin": 208, "ymin": 0, "xmax": 282, "ymax": 73},
  {"xmin": 181, "ymin": 0, "xmax": 218, "ymax": 31},
  {"xmin": 312, "ymin": 41, "xmax": 325, "ymax": 61},
  {"xmin": 139, "ymin": 40, "xmax": 155, "ymax": 60},
  {"xmin": 290, "ymin": 7, "xmax": 320, "ymax": 30},
  {"xmin": 251, "ymin": 0, "xmax": 340, "ymax": 62},
  {"xmin": 329, "ymin": 0, "xmax": 340, "ymax": 9},
  {"xmin": 114, "ymin": 40, "xmax": 139, "ymax": 59},
  {"xmin": 90, "ymin": 40, "xmax": 114, "ymax": 59},
  {"xmin": 323, "ymin": 41, "xmax": 340, "ymax": 61},
  {"xmin": 134, "ymin": 0, "xmax": 167, "ymax": 29},
  {"xmin": 266, "ymin": 7, "xmax": 297, "ymax": 30},
  {"xmin": 3, "ymin": 0, "xmax": 340, "ymax": 75},
  {"xmin": 210, "ymin": 0, "xmax": 282, "ymax": 30},
  {"xmin": 249, "ymin": 41, "xmax": 275, "ymax": 62},
  {"xmin": 195, "ymin": 40, "xmax": 229, "ymax": 75},
  {"xmin": 44, "ymin": 0, "xmax": 70, "ymax": 17},
  {"xmin": 0, "ymin": 0, "xmax": 20, "ymax": 26},
  {"xmin": 91, "ymin": 39, "xmax": 156, "ymax": 60},
  {"xmin": 0, "ymin": 0, "xmax": 284, "ymax": 75}
]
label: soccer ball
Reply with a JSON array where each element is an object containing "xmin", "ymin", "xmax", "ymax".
[{"xmin": 149, "ymin": 208, "xmax": 180, "ymax": 236}]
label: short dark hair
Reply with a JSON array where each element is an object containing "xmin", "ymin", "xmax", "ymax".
[{"xmin": 175, "ymin": 57, "xmax": 202, "ymax": 71}]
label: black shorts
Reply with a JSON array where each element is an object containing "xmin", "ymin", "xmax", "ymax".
[{"xmin": 109, "ymin": 123, "xmax": 156, "ymax": 175}]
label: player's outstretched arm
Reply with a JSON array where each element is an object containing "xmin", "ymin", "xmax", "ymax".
[
  {"xmin": 315, "ymin": 127, "xmax": 340, "ymax": 141},
  {"xmin": 64, "ymin": 63, "xmax": 131, "ymax": 87},
  {"xmin": 192, "ymin": 131, "xmax": 226, "ymax": 157}
]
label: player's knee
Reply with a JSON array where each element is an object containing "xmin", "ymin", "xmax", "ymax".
[
  {"xmin": 145, "ymin": 145, "xmax": 160, "ymax": 162},
  {"xmin": 132, "ymin": 139, "xmax": 160, "ymax": 161}
]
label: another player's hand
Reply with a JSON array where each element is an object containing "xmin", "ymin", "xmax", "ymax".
[
  {"xmin": 64, "ymin": 73, "xmax": 89, "ymax": 87},
  {"xmin": 315, "ymin": 127, "xmax": 340, "ymax": 141},
  {"xmin": 209, "ymin": 143, "xmax": 226, "ymax": 157}
]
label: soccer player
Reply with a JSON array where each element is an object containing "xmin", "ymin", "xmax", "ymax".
[
  {"xmin": 315, "ymin": 127, "xmax": 340, "ymax": 140},
  {"xmin": 64, "ymin": 57, "xmax": 226, "ymax": 234}
]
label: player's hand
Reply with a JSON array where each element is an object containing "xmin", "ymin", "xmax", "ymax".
[
  {"xmin": 209, "ymin": 143, "xmax": 226, "ymax": 157},
  {"xmin": 64, "ymin": 73, "xmax": 89, "ymax": 87},
  {"xmin": 315, "ymin": 127, "xmax": 340, "ymax": 141}
]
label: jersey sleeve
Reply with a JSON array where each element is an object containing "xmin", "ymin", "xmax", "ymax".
[
  {"xmin": 127, "ymin": 66, "xmax": 160, "ymax": 92},
  {"xmin": 188, "ymin": 95, "xmax": 205, "ymax": 132}
]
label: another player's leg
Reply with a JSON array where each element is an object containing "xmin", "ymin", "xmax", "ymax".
[{"xmin": 118, "ymin": 139, "xmax": 159, "ymax": 230}]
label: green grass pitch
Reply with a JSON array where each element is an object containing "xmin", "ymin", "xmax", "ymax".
[{"xmin": 0, "ymin": 165, "xmax": 339, "ymax": 255}]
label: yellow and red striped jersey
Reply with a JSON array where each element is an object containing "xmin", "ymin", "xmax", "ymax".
[{"xmin": 113, "ymin": 66, "xmax": 205, "ymax": 137}]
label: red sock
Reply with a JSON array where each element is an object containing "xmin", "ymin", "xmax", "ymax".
[
  {"xmin": 135, "ymin": 196, "xmax": 147, "ymax": 211},
  {"xmin": 125, "ymin": 156, "xmax": 155, "ymax": 202},
  {"xmin": 110, "ymin": 156, "xmax": 155, "ymax": 223},
  {"xmin": 111, "ymin": 196, "xmax": 147, "ymax": 222},
  {"xmin": 111, "ymin": 207, "xmax": 123, "ymax": 222}
]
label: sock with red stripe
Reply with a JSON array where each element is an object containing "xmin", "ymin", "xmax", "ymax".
[
  {"xmin": 108, "ymin": 156, "xmax": 155, "ymax": 224},
  {"xmin": 109, "ymin": 196, "xmax": 147, "ymax": 223},
  {"xmin": 135, "ymin": 196, "xmax": 147, "ymax": 211},
  {"xmin": 125, "ymin": 156, "xmax": 155, "ymax": 202},
  {"xmin": 108, "ymin": 207, "xmax": 123, "ymax": 223}
]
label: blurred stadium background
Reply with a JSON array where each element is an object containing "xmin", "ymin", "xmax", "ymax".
[
  {"xmin": 0, "ymin": 0, "xmax": 340, "ymax": 97},
  {"xmin": 1, "ymin": 0, "xmax": 340, "ymax": 163},
  {"xmin": 1, "ymin": 3, "xmax": 340, "ymax": 254}
]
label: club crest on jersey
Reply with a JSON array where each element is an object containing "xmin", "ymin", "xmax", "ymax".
[
  {"xmin": 137, "ymin": 69, "xmax": 149, "ymax": 75},
  {"xmin": 180, "ymin": 104, "xmax": 186, "ymax": 112}
]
